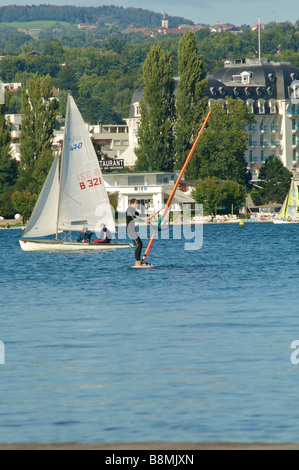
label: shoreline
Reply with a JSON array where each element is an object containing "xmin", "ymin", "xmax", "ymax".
[
  {"xmin": 0, "ymin": 219, "xmax": 275, "ymax": 231},
  {"xmin": 0, "ymin": 442, "xmax": 298, "ymax": 450}
]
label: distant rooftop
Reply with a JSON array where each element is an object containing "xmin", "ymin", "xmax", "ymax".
[{"xmin": 224, "ymin": 58, "xmax": 291, "ymax": 68}]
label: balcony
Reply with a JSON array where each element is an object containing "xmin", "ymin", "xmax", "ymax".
[
  {"xmin": 271, "ymin": 141, "xmax": 280, "ymax": 148},
  {"xmin": 260, "ymin": 141, "xmax": 269, "ymax": 148},
  {"xmin": 271, "ymin": 126, "xmax": 280, "ymax": 133},
  {"xmin": 288, "ymin": 109, "xmax": 299, "ymax": 116}
]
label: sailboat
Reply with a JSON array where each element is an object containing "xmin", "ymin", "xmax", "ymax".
[
  {"xmin": 273, "ymin": 179, "xmax": 299, "ymax": 224},
  {"xmin": 19, "ymin": 96, "xmax": 132, "ymax": 251}
]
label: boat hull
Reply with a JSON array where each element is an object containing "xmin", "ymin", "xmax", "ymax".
[
  {"xmin": 272, "ymin": 219, "xmax": 299, "ymax": 224},
  {"xmin": 19, "ymin": 239, "xmax": 132, "ymax": 252}
]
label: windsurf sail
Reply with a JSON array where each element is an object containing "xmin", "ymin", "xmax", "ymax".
[{"xmin": 143, "ymin": 110, "xmax": 212, "ymax": 263}]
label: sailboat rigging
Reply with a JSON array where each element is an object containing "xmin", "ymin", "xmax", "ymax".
[{"xmin": 19, "ymin": 95, "xmax": 132, "ymax": 251}]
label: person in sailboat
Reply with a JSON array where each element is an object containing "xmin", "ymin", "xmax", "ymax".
[
  {"xmin": 77, "ymin": 226, "xmax": 93, "ymax": 243},
  {"xmin": 94, "ymin": 224, "xmax": 112, "ymax": 244},
  {"xmin": 126, "ymin": 199, "xmax": 148, "ymax": 268}
]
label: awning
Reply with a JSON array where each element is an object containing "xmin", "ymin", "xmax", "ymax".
[{"xmin": 163, "ymin": 189, "xmax": 195, "ymax": 204}]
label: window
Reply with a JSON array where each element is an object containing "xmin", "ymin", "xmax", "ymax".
[
  {"xmin": 128, "ymin": 175, "xmax": 144, "ymax": 186},
  {"xmin": 293, "ymin": 150, "xmax": 297, "ymax": 161},
  {"xmin": 232, "ymin": 75, "xmax": 242, "ymax": 84},
  {"xmin": 269, "ymin": 100, "xmax": 277, "ymax": 114},
  {"xmin": 258, "ymin": 100, "xmax": 266, "ymax": 114},
  {"xmin": 272, "ymin": 120, "xmax": 279, "ymax": 132},
  {"xmin": 246, "ymin": 99, "xmax": 254, "ymax": 113},
  {"xmin": 156, "ymin": 174, "xmax": 170, "ymax": 184},
  {"xmin": 134, "ymin": 104, "xmax": 141, "ymax": 117}
]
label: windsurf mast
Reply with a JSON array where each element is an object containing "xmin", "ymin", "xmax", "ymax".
[{"xmin": 143, "ymin": 109, "xmax": 212, "ymax": 263}]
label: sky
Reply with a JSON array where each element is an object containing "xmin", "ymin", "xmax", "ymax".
[{"xmin": 0, "ymin": 0, "xmax": 298, "ymax": 26}]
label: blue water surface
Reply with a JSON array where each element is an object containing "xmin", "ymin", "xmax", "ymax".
[{"xmin": 1, "ymin": 223, "xmax": 299, "ymax": 444}]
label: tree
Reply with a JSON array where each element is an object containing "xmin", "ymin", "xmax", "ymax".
[
  {"xmin": 192, "ymin": 176, "xmax": 247, "ymax": 215},
  {"xmin": 135, "ymin": 43, "xmax": 175, "ymax": 171},
  {"xmin": 174, "ymin": 31, "xmax": 208, "ymax": 169},
  {"xmin": 11, "ymin": 190, "xmax": 38, "ymax": 220},
  {"xmin": 43, "ymin": 39, "xmax": 64, "ymax": 60},
  {"xmin": 251, "ymin": 155, "xmax": 292, "ymax": 205},
  {"xmin": 18, "ymin": 73, "xmax": 59, "ymax": 193},
  {"xmin": 188, "ymin": 98, "xmax": 254, "ymax": 185},
  {"xmin": 0, "ymin": 91, "xmax": 18, "ymax": 198}
]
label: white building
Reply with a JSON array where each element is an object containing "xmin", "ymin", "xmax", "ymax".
[
  {"xmin": 0, "ymin": 81, "xmax": 22, "ymax": 104},
  {"xmin": 52, "ymin": 123, "xmax": 130, "ymax": 161},
  {"xmin": 89, "ymin": 123, "xmax": 129, "ymax": 160},
  {"xmin": 6, "ymin": 116, "xmax": 130, "ymax": 164},
  {"xmin": 5, "ymin": 114, "xmax": 22, "ymax": 161},
  {"xmin": 122, "ymin": 58, "xmax": 299, "ymax": 177},
  {"xmin": 210, "ymin": 58, "xmax": 299, "ymax": 175},
  {"xmin": 103, "ymin": 171, "xmax": 194, "ymax": 214}
]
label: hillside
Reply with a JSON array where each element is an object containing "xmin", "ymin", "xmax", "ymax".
[{"xmin": 0, "ymin": 4, "xmax": 194, "ymax": 29}]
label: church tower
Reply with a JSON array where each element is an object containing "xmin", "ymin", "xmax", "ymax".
[{"xmin": 161, "ymin": 12, "xmax": 169, "ymax": 29}]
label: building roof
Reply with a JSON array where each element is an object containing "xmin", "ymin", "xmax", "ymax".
[
  {"xmin": 212, "ymin": 60, "xmax": 299, "ymax": 101},
  {"xmin": 129, "ymin": 60, "xmax": 299, "ymax": 117}
]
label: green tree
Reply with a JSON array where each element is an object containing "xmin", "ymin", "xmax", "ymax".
[
  {"xmin": 188, "ymin": 98, "xmax": 254, "ymax": 185},
  {"xmin": 135, "ymin": 43, "xmax": 175, "ymax": 171},
  {"xmin": 174, "ymin": 31, "xmax": 208, "ymax": 169},
  {"xmin": 192, "ymin": 176, "xmax": 247, "ymax": 215},
  {"xmin": 11, "ymin": 190, "xmax": 38, "ymax": 220},
  {"xmin": 0, "ymin": 91, "xmax": 18, "ymax": 198},
  {"xmin": 43, "ymin": 39, "xmax": 64, "ymax": 60},
  {"xmin": 252, "ymin": 155, "xmax": 292, "ymax": 205},
  {"xmin": 18, "ymin": 73, "xmax": 59, "ymax": 193}
]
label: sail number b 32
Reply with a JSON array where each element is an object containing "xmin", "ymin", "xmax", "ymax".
[{"xmin": 77, "ymin": 169, "xmax": 102, "ymax": 190}]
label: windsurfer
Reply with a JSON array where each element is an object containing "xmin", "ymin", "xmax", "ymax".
[{"xmin": 126, "ymin": 199, "xmax": 148, "ymax": 268}]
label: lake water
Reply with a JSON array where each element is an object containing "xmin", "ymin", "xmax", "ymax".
[{"xmin": 1, "ymin": 223, "xmax": 299, "ymax": 444}]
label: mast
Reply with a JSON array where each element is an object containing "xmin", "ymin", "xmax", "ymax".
[
  {"xmin": 56, "ymin": 95, "xmax": 70, "ymax": 239},
  {"xmin": 143, "ymin": 109, "xmax": 212, "ymax": 263}
]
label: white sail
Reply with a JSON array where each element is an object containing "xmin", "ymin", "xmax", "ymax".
[
  {"xmin": 58, "ymin": 96, "xmax": 115, "ymax": 233},
  {"xmin": 22, "ymin": 153, "xmax": 60, "ymax": 239}
]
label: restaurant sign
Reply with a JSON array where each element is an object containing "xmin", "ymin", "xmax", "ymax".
[{"xmin": 99, "ymin": 159, "xmax": 124, "ymax": 170}]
